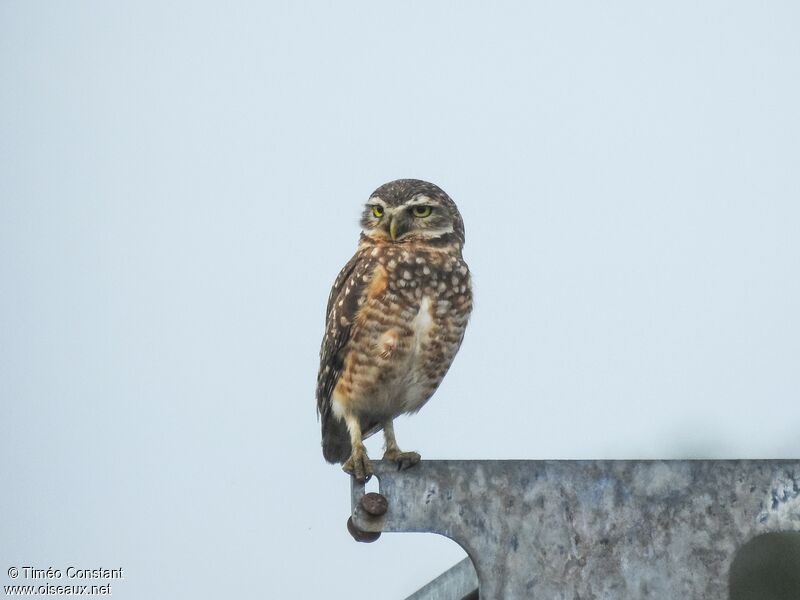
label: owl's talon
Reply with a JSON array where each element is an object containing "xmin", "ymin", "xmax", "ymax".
[
  {"xmin": 343, "ymin": 446, "xmax": 373, "ymax": 482},
  {"xmin": 383, "ymin": 449, "xmax": 421, "ymax": 471}
]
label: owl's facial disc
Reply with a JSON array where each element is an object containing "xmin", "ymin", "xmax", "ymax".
[{"xmin": 360, "ymin": 194, "xmax": 454, "ymax": 243}]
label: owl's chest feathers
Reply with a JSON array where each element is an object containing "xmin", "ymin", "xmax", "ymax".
[
  {"xmin": 336, "ymin": 245, "xmax": 469, "ymax": 418},
  {"xmin": 372, "ymin": 294, "xmax": 436, "ymax": 413}
]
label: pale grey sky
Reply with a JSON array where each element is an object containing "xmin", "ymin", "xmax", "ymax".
[{"xmin": 2, "ymin": 2, "xmax": 799, "ymax": 598}]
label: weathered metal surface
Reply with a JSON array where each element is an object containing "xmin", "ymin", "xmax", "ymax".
[{"xmin": 350, "ymin": 460, "xmax": 800, "ymax": 600}]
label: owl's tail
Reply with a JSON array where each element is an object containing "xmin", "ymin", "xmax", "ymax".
[{"xmin": 321, "ymin": 416, "xmax": 351, "ymax": 464}]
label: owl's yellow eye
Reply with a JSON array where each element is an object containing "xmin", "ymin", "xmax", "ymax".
[
  {"xmin": 371, "ymin": 206, "xmax": 384, "ymax": 218},
  {"xmin": 412, "ymin": 205, "xmax": 432, "ymax": 218}
]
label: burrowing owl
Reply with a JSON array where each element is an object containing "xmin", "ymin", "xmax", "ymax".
[{"xmin": 316, "ymin": 179, "xmax": 472, "ymax": 481}]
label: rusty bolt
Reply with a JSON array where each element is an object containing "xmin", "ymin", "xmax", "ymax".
[
  {"xmin": 346, "ymin": 516, "xmax": 381, "ymax": 543},
  {"xmin": 360, "ymin": 492, "xmax": 388, "ymax": 517}
]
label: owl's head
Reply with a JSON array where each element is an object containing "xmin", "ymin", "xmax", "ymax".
[{"xmin": 360, "ymin": 179, "xmax": 465, "ymax": 247}]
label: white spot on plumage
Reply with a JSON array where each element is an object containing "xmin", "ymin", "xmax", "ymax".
[
  {"xmin": 398, "ymin": 296, "xmax": 436, "ymax": 409},
  {"xmin": 403, "ymin": 270, "xmax": 412, "ymax": 280},
  {"xmin": 413, "ymin": 296, "xmax": 433, "ymax": 337}
]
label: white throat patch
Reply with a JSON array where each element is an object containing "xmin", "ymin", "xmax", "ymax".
[{"xmin": 411, "ymin": 296, "xmax": 433, "ymax": 346}]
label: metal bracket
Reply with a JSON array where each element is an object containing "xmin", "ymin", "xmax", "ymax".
[{"xmin": 350, "ymin": 460, "xmax": 800, "ymax": 599}]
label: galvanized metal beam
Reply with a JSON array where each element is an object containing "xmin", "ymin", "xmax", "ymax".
[
  {"xmin": 350, "ymin": 460, "xmax": 800, "ymax": 600},
  {"xmin": 404, "ymin": 557, "xmax": 477, "ymax": 600}
]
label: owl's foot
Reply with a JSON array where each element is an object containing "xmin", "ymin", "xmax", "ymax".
[
  {"xmin": 383, "ymin": 449, "xmax": 421, "ymax": 471},
  {"xmin": 343, "ymin": 445, "xmax": 373, "ymax": 482}
]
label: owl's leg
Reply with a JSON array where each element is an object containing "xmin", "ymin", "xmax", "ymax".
[
  {"xmin": 382, "ymin": 420, "xmax": 421, "ymax": 471},
  {"xmin": 341, "ymin": 413, "xmax": 373, "ymax": 482}
]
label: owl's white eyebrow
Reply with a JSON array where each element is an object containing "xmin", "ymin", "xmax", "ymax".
[
  {"xmin": 405, "ymin": 195, "xmax": 439, "ymax": 206},
  {"xmin": 368, "ymin": 197, "xmax": 387, "ymax": 207},
  {"xmin": 419, "ymin": 227, "xmax": 454, "ymax": 239}
]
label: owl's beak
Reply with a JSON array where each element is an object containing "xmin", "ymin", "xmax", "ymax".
[{"xmin": 387, "ymin": 212, "xmax": 410, "ymax": 241}]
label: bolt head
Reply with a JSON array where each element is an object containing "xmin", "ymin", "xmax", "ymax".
[
  {"xmin": 360, "ymin": 492, "xmax": 388, "ymax": 516},
  {"xmin": 346, "ymin": 516, "xmax": 381, "ymax": 543}
]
